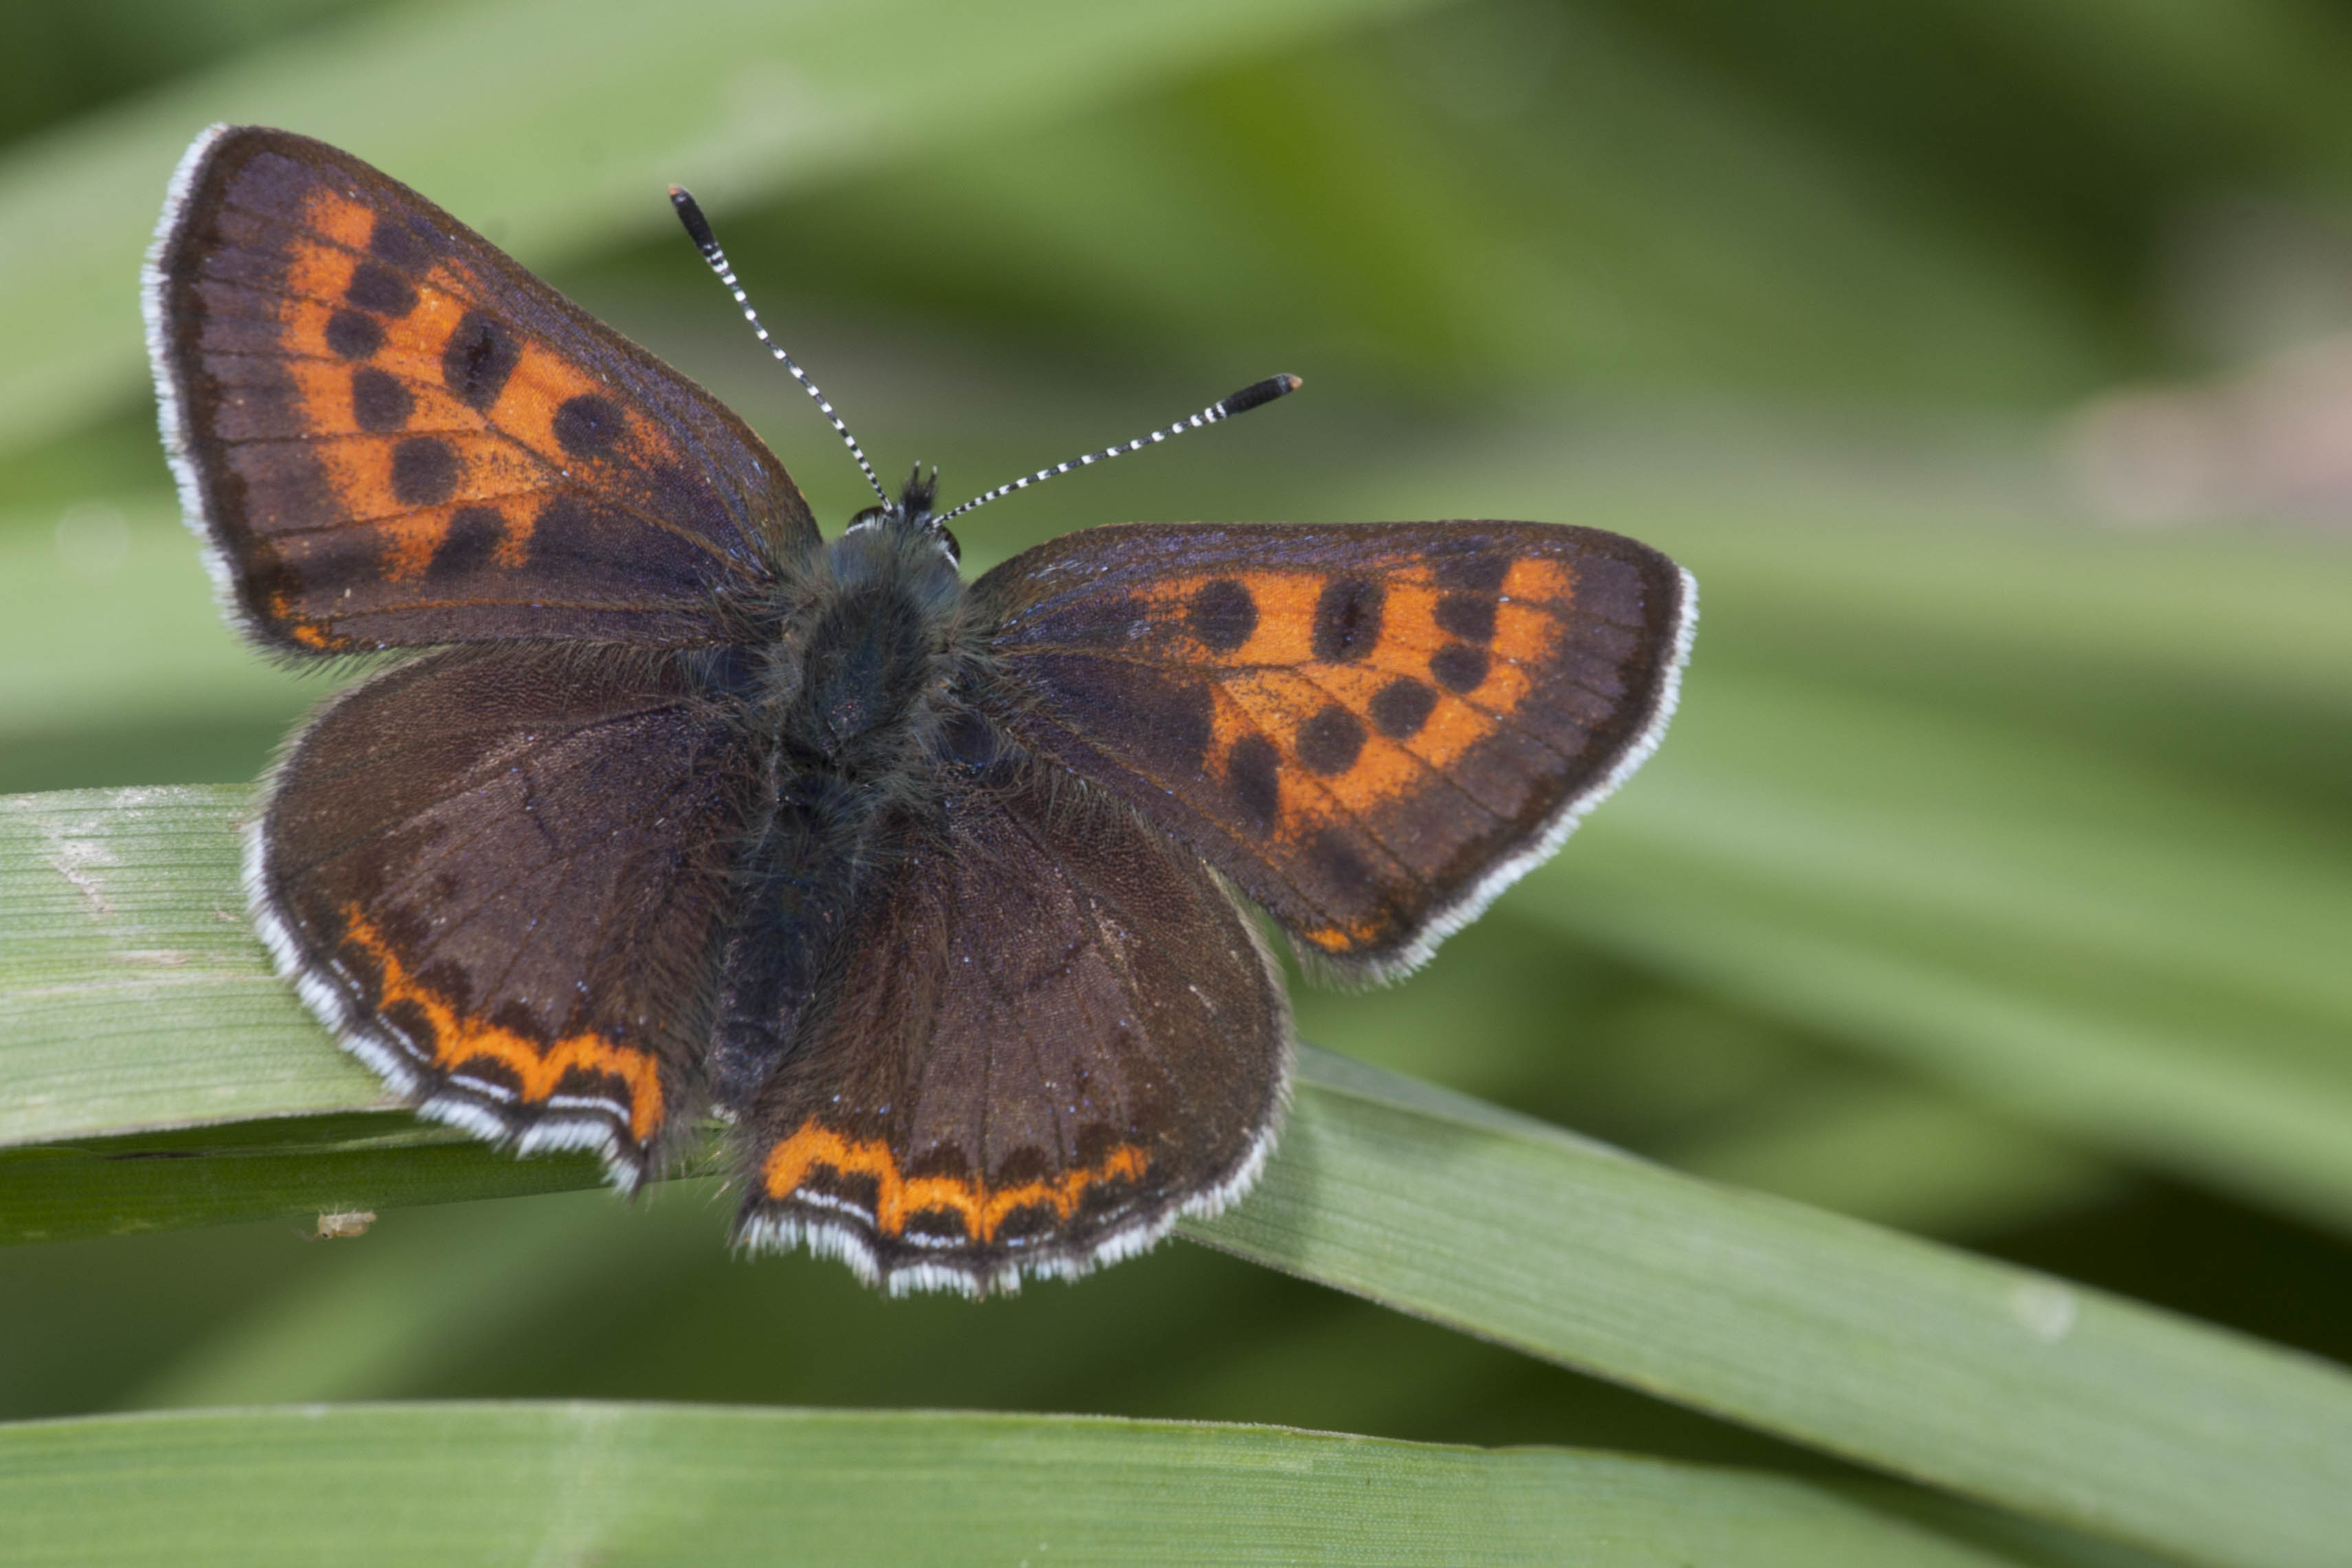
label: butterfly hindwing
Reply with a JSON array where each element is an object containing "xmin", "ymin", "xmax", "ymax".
[
  {"xmin": 254, "ymin": 646, "xmax": 760, "ymax": 1181},
  {"xmin": 976, "ymin": 522, "xmax": 1695, "ymax": 978},
  {"xmin": 146, "ymin": 124, "xmax": 813, "ymax": 653},
  {"xmin": 735, "ymin": 747, "xmax": 1290, "ymax": 1295}
]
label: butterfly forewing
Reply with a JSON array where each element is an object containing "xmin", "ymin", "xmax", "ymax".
[
  {"xmin": 146, "ymin": 124, "xmax": 814, "ymax": 652},
  {"xmin": 736, "ymin": 755, "xmax": 1290, "ymax": 1296},
  {"xmin": 976, "ymin": 522, "xmax": 1694, "ymax": 978},
  {"xmin": 255, "ymin": 646, "xmax": 760, "ymax": 1182}
]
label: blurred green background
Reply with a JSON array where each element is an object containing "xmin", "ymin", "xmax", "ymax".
[{"xmin": 1, "ymin": 0, "xmax": 2347, "ymax": 1469}]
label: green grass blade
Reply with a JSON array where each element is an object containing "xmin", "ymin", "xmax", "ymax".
[
  {"xmin": 3, "ymin": 785, "xmax": 2349, "ymax": 1566},
  {"xmin": 0, "ymin": 0, "xmax": 1436, "ymax": 456},
  {"xmin": 1198, "ymin": 1051, "xmax": 2352, "ymax": 1568},
  {"xmin": 0, "ymin": 1403, "xmax": 2137, "ymax": 1568},
  {"xmin": 0, "ymin": 786, "xmax": 374, "ymax": 1146},
  {"xmin": 1510, "ymin": 667, "xmax": 2352, "ymax": 1228},
  {"xmin": 0, "ymin": 1114, "xmax": 602, "ymax": 1246}
]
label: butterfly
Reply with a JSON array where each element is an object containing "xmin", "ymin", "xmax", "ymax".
[{"xmin": 143, "ymin": 124, "xmax": 1696, "ymax": 1296}]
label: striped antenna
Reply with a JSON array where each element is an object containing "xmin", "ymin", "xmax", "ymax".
[
  {"xmin": 670, "ymin": 185, "xmax": 889, "ymax": 507},
  {"xmin": 930, "ymin": 375, "xmax": 1304, "ymax": 528}
]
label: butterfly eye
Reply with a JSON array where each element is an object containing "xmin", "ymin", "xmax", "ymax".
[
  {"xmin": 933, "ymin": 526, "xmax": 962, "ymax": 565},
  {"xmin": 845, "ymin": 505, "xmax": 888, "ymax": 534}
]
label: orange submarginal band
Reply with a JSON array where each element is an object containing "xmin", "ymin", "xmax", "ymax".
[
  {"xmin": 340, "ymin": 905, "xmax": 663, "ymax": 1140},
  {"xmin": 762, "ymin": 1123, "xmax": 1151, "ymax": 1241},
  {"xmin": 263, "ymin": 587, "xmax": 342, "ymax": 650}
]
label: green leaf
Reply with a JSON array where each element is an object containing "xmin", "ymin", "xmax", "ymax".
[
  {"xmin": 0, "ymin": 786, "xmax": 373, "ymax": 1147},
  {"xmin": 5, "ymin": 786, "xmax": 2349, "ymax": 1567},
  {"xmin": 1207, "ymin": 1052, "xmax": 2352, "ymax": 1568},
  {"xmin": 0, "ymin": 0, "xmax": 1439, "ymax": 456},
  {"xmin": 1519, "ymin": 667, "xmax": 2352, "ymax": 1226},
  {"xmin": 0, "ymin": 1402, "xmax": 2141, "ymax": 1568}
]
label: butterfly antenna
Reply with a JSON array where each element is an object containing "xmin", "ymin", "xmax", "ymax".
[
  {"xmin": 930, "ymin": 375, "xmax": 1303, "ymax": 529},
  {"xmin": 669, "ymin": 185, "xmax": 890, "ymax": 508}
]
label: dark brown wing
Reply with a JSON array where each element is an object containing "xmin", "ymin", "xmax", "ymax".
[
  {"xmin": 734, "ymin": 754, "xmax": 1290, "ymax": 1296},
  {"xmin": 146, "ymin": 124, "xmax": 813, "ymax": 652},
  {"xmin": 254, "ymin": 646, "xmax": 760, "ymax": 1184},
  {"xmin": 974, "ymin": 521, "xmax": 1694, "ymax": 980}
]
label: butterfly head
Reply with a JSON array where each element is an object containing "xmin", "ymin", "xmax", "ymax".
[{"xmin": 844, "ymin": 464, "xmax": 959, "ymax": 566}]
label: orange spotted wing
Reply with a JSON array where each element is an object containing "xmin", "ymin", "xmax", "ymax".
[
  {"xmin": 976, "ymin": 522, "xmax": 1694, "ymax": 978},
  {"xmin": 146, "ymin": 124, "xmax": 811, "ymax": 652}
]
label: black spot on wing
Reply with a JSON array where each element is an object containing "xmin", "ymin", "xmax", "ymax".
[
  {"xmin": 990, "ymin": 1145, "xmax": 1053, "ymax": 1189},
  {"xmin": 1310, "ymin": 828, "xmax": 1376, "ymax": 907},
  {"xmin": 1433, "ymin": 550, "xmax": 1510, "ymax": 593},
  {"xmin": 1430, "ymin": 643, "xmax": 1489, "ymax": 694},
  {"xmin": 1435, "ymin": 593, "xmax": 1497, "ymax": 643},
  {"xmin": 344, "ymin": 261, "xmax": 417, "ymax": 318},
  {"xmin": 991, "ymin": 1201, "xmax": 1060, "ymax": 1246},
  {"xmin": 1187, "ymin": 578, "xmax": 1257, "ymax": 653},
  {"xmin": 442, "ymin": 311, "xmax": 520, "ymax": 410},
  {"xmin": 1369, "ymin": 677, "xmax": 1436, "ymax": 739},
  {"xmin": 366, "ymin": 212, "xmax": 435, "ymax": 272},
  {"xmin": 903, "ymin": 1207, "xmax": 972, "ymax": 1245},
  {"xmin": 1312, "ymin": 577, "xmax": 1384, "ymax": 663},
  {"xmin": 391, "ymin": 437, "xmax": 459, "ymax": 507},
  {"xmin": 351, "ymin": 367, "xmax": 412, "ymax": 432},
  {"xmin": 553, "ymin": 393, "xmax": 625, "ymax": 458},
  {"xmin": 1227, "ymin": 733, "xmax": 1280, "ymax": 835},
  {"xmin": 1295, "ymin": 705, "xmax": 1365, "ymax": 775},
  {"xmin": 428, "ymin": 507, "xmax": 505, "ymax": 582},
  {"xmin": 326, "ymin": 309, "xmax": 382, "ymax": 360},
  {"xmin": 797, "ymin": 1161, "xmax": 882, "ymax": 1217}
]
